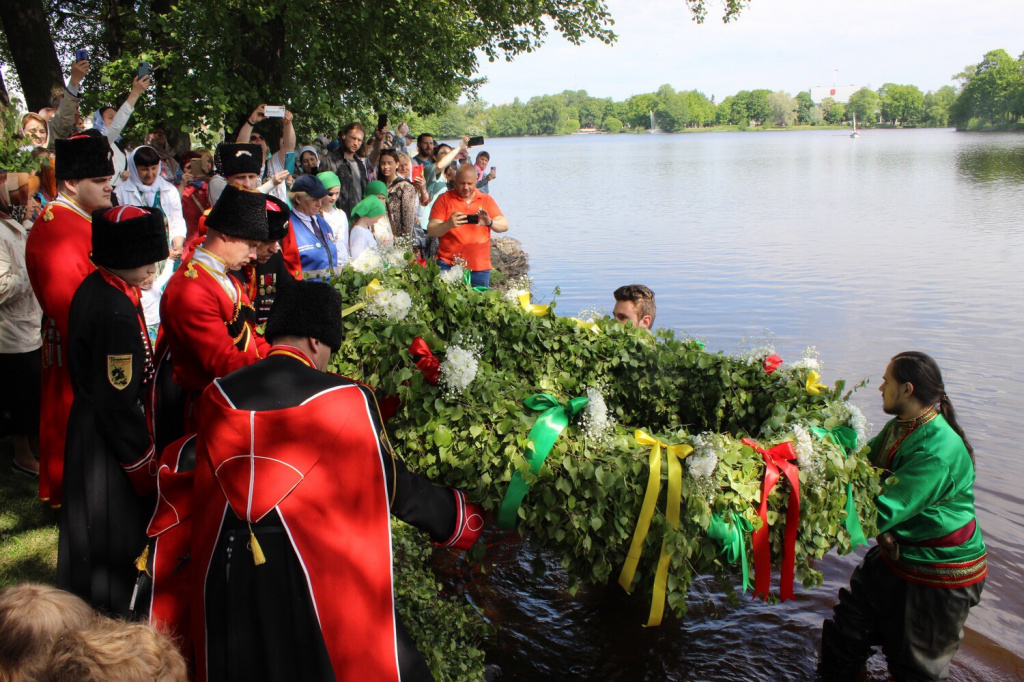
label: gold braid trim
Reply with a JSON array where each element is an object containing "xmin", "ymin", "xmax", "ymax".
[{"xmin": 883, "ymin": 552, "xmax": 988, "ymax": 589}]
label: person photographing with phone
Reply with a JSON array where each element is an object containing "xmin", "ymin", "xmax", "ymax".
[{"xmin": 427, "ymin": 164, "xmax": 508, "ymax": 288}]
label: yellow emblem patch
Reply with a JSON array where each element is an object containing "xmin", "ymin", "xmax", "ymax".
[
  {"xmin": 42, "ymin": 206, "xmax": 54, "ymax": 222},
  {"xmin": 184, "ymin": 262, "xmax": 198, "ymax": 279},
  {"xmin": 107, "ymin": 354, "xmax": 133, "ymax": 390}
]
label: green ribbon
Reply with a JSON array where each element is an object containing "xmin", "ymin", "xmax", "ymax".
[
  {"xmin": 461, "ymin": 268, "xmax": 490, "ymax": 292},
  {"xmin": 707, "ymin": 513, "xmax": 753, "ymax": 593},
  {"xmin": 809, "ymin": 425, "xmax": 868, "ymax": 549},
  {"xmin": 809, "ymin": 425, "xmax": 859, "ymax": 453},
  {"xmin": 844, "ymin": 481, "xmax": 869, "ymax": 549},
  {"xmin": 497, "ymin": 393, "xmax": 588, "ymax": 528}
]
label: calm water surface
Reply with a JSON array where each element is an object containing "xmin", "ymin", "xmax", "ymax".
[{"xmin": 437, "ymin": 129, "xmax": 1024, "ymax": 680}]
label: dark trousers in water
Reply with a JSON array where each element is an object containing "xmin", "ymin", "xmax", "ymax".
[{"xmin": 820, "ymin": 546, "xmax": 983, "ymax": 682}]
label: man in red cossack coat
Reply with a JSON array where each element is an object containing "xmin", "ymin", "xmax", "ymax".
[
  {"xmin": 190, "ymin": 281, "xmax": 485, "ymax": 682},
  {"xmin": 156, "ymin": 184, "xmax": 269, "ymax": 444},
  {"xmin": 25, "ymin": 130, "xmax": 114, "ymax": 507}
]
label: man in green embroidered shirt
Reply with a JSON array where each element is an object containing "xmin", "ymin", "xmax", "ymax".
[{"xmin": 821, "ymin": 351, "xmax": 986, "ymax": 681}]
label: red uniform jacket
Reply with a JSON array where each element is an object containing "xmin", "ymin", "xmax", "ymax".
[
  {"xmin": 159, "ymin": 256, "xmax": 268, "ymax": 396},
  {"xmin": 181, "ymin": 183, "xmax": 210, "ymax": 244},
  {"xmin": 277, "ymin": 222, "xmax": 304, "ymax": 278},
  {"xmin": 25, "ymin": 197, "xmax": 96, "ymax": 507}
]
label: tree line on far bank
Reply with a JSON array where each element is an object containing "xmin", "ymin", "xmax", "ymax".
[{"xmin": 410, "ymin": 48, "xmax": 1024, "ymax": 138}]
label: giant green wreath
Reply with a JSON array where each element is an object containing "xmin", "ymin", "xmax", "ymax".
[{"xmin": 329, "ymin": 250, "xmax": 880, "ymax": 668}]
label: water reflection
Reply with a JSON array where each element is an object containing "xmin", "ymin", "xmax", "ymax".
[{"xmin": 956, "ymin": 141, "xmax": 1024, "ymax": 184}]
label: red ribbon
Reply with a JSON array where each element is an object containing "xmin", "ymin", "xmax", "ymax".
[
  {"xmin": 742, "ymin": 437, "xmax": 801, "ymax": 601},
  {"xmin": 763, "ymin": 354, "xmax": 783, "ymax": 374},
  {"xmin": 409, "ymin": 337, "xmax": 440, "ymax": 385}
]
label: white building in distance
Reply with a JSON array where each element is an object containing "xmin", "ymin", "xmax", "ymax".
[{"xmin": 810, "ymin": 85, "xmax": 863, "ymax": 104}]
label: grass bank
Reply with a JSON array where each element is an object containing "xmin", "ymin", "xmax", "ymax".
[{"xmin": 0, "ymin": 440, "xmax": 59, "ymax": 587}]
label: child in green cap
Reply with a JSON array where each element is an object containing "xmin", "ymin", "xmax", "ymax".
[
  {"xmin": 318, "ymin": 171, "xmax": 350, "ymax": 266},
  {"xmin": 349, "ymin": 196, "xmax": 388, "ymax": 260}
]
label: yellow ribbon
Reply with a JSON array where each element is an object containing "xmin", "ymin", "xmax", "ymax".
[
  {"xmin": 805, "ymin": 370, "xmax": 828, "ymax": 395},
  {"xmin": 518, "ymin": 292, "xmax": 549, "ymax": 317},
  {"xmin": 569, "ymin": 317, "xmax": 601, "ymax": 334},
  {"xmin": 617, "ymin": 430, "xmax": 693, "ymax": 627},
  {"xmin": 341, "ymin": 278, "xmax": 383, "ymax": 317}
]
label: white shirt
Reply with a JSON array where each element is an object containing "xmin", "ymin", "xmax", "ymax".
[
  {"xmin": 191, "ymin": 246, "xmax": 238, "ymax": 303},
  {"xmin": 322, "ymin": 207, "xmax": 350, "ymax": 267},
  {"xmin": 349, "ymin": 225, "xmax": 377, "ymax": 261}
]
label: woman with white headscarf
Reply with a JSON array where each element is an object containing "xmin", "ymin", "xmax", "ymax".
[
  {"xmin": 113, "ymin": 145, "xmax": 186, "ymax": 339},
  {"xmin": 297, "ymin": 145, "xmax": 320, "ymax": 176}
]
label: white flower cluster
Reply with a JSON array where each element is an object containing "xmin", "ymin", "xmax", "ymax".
[
  {"xmin": 501, "ymin": 275, "xmax": 533, "ymax": 303},
  {"xmin": 735, "ymin": 330, "xmax": 777, "ymax": 366},
  {"xmin": 439, "ymin": 344, "xmax": 479, "ymax": 395},
  {"xmin": 788, "ymin": 346, "xmax": 822, "ymax": 371},
  {"xmin": 439, "ymin": 262, "xmax": 466, "ymax": 286},
  {"xmin": 503, "ymin": 287, "xmax": 529, "ymax": 303},
  {"xmin": 350, "ymin": 248, "xmax": 383, "ymax": 274},
  {"xmin": 792, "ymin": 423, "xmax": 823, "ymax": 481},
  {"xmin": 382, "ymin": 244, "xmax": 409, "ymax": 270},
  {"xmin": 365, "ymin": 289, "xmax": 412, "ymax": 321},
  {"xmin": 835, "ymin": 402, "xmax": 870, "ymax": 448},
  {"xmin": 576, "ymin": 306, "xmax": 604, "ymax": 323},
  {"xmin": 580, "ymin": 385, "xmax": 615, "ymax": 442},
  {"xmin": 687, "ymin": 432, "xmax": 719, "ymax": 479}
]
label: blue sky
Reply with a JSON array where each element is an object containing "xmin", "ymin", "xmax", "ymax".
[{"xmin": 474, "ymin": 0, "xmax": 1024, "ymax": 104}]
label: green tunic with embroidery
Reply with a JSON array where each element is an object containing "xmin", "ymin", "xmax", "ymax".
[{"xmin": 867, "ymin": 413, "xmax": 985, "ymax": 566}]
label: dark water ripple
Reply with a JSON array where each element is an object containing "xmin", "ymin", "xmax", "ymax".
[{"xmin": 433, "ymin": 129, "xmax": 1024, "ymax": 678}]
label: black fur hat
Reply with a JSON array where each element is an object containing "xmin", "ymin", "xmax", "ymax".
[
  {"xmin": 55, "ymin": 130, "xmax": 115, "ymax": 180},
  {"xmin": 91, "ymin": 206, "xmax": 169, "ymax": 269},
  {"xmin": 265, "ymin": 194, "xmax": 291, "ymax": 242},
  {"xmin": 205, "ymin": 184, "xmax": 269, "ymax": 241},
  {"xmin": 217, "ymin": 143, "xmax": 264, "ymax": 177},
  {"xmin": 264, "ymin": 280, "xmax": 343, "ymax": 353}
]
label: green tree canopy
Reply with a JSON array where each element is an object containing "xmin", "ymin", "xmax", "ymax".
[
  {"xmin": 746, "ymin": 89, "xmax": 772, "ymax": 126},
  {"xmin": 602, "ymin": 115, "xmax": 622, "ymax": 133},
  {"xmin": 878, "ymin": 83, "xmax": 925, "ymax": 126},
  {"xmin": 847, "ymin": 88, "xmax": 879, "ymax": 124},
  {"xmin": 923, "ymin": 86, "xmax": 957, "ymax": 127},
  {"xmin": 22, "ymin": 0, "xmax": 618, "ymax": 143},
  {"xmin": 795, "ymin": 91, "xmax": 815, "ymax": 125},
  {"xmin": 949, "ymin": 49, "xmax": 1024, "ymax": 127},
  {"xmin": 767, "ymin": 90, "xmax": 797, "ymax": 127}
]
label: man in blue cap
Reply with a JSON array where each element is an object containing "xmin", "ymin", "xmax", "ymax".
[{"xmin": 284, "ymin": 174, "xmax": 337, "ymax": 277}]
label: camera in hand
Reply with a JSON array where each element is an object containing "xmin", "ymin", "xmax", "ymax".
[
  {"xmin": 468, "ymin": 136, "xmax": 485, "ymax": 147},
  {"xmin": 75, "ymin": 49, "xmax": 89, "ymax": 62},
  {"xmin": 464, "ymin": 214, "xmax": 480, "ymax": 224},
  {"xmin": 377, "ymin": 113, "xmax": 388, "ymax": 131}
]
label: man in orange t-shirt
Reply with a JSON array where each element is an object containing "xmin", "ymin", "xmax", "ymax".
[{"xmin": 428, "ymin": 164, "xmax": 508, "ymax": 287}]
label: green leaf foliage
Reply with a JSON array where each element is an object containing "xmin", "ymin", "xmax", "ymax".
[
  {"xmin": 328, "ymin": 256, "xmax": 882, "ymax": 625},
  {"xmin": 393, "ymin": 520, "xmax": 490, "ymax": 681}
]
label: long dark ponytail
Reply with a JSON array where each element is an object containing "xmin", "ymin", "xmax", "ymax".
[{"xmin": 890, "ymin": 351, "xmax": 975, "ymax": 464}]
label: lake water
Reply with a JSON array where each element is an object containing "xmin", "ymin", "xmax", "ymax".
[{"xmin": 442, "ymin": 129, "xmax": 1024, "ymax": 680}]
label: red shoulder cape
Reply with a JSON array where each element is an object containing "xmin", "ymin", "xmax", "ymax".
[{"xmin": 190, "ymin": 381, "xmax": 401, "ymax": 681}]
